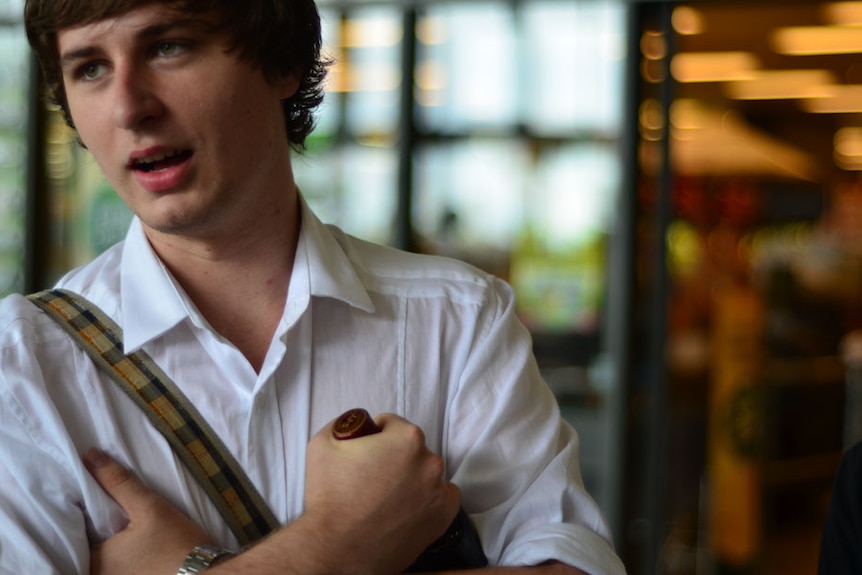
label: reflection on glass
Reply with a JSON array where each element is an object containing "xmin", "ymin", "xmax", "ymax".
[
  {"xmin": 529, "ymin": 144, "xmax": 619, "ymax": 251},
  {"xmin": 340, "ymin": 7, "xmax": 402, "ymax": 136},
  {"xmin": 298, "ymin": 145, "xmax": 397, "ymax": 246},
  {"xmin": 511, "ymin": 144, "xmax": 619, "ymax": 334},
  {"xmin": 416, "ymin": 3, "xmax": 518, "ymax": 131},
  {"xmin": 521, "ymin": 1, "xmax": 626, "ymax": 134},
  {"xmin": 300, "ymin": 6, "xmax": 400, "ymax": 244},
  {"xmin": 0, "ymin": 21, "xmax": 28, "ymax": 296},
  {"xmin": 411, "ymin": 0, "xmax": 625, "ymax": 336},
  {"xmin": 0, "ymin": 0, "xmax": 25, "ymax": 20},
  {"xmin": 413, "ymin": 139, "xmax": 526, "ymax": 259}
]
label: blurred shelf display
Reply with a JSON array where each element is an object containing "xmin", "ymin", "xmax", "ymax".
[
  {"xmin": 629, "ymin": 3, "xmax": 862, "ymax": 574},
  {"xmin": 303, "ymin": 0, "xmax": 627, "ymax": 348},
  {"xmin": 0, "ymin": 0, "xmax": 27, "ymax": 296}
]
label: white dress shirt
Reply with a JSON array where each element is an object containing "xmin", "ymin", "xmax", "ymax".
[{"xmin": 0, "ymin": 199, "xmax": 625, "ymax": 575}]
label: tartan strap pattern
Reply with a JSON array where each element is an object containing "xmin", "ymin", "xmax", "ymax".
[{"xmin": 27, "ymin": 289, "xmax": 279, "ymax": 546}]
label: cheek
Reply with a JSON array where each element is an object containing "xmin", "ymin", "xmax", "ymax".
[
  {"xmin": 66, "ymin": 100, "xmax": 92, "ymax": 146},
  {"xmin": 67, "ymin": 98, "xmax": 111, "ymax": 157},
  {"xmin": 216, "ymin": 85, "xmax": 285, "ymax": 148},
  {"xmin": 72, "ymin": 123, "xmax": 108, "ymax": 172}
]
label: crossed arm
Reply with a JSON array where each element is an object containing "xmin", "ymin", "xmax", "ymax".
[{"xmin": 85, "ymin": 414, "xmax": 588, "ymax": 575}]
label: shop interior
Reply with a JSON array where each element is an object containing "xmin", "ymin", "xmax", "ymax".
[{"xmin": 2, "ymin": 0, "xmax": 862, "ymax": 574}]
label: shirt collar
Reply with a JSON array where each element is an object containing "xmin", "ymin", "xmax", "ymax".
[
  {"xmin": 119, "ymin": 195, "xmax": 375, "ymax": 353},
  {"xmin": 297, "ymin": 194, "xmax": 375, "ymax": 314},
  {"xmin": 120, "ymin": 218, "xmax": 190, "ymax": 353}
]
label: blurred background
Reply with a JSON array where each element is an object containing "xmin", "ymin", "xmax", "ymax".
[{"xmin": 3, "ymin": 0, "xmax": 862, "ymax": 573}]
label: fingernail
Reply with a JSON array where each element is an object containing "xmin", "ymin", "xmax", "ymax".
[{"xmin": 84, "ymin": 448, "xmax": 110, "ymax": 469}]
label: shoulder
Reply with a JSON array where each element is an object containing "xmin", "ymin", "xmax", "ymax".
[
  {"xmin": 0, "ymin": 293, "xmax": 66, "ymax": 349},
  {"xmin": 329, "ymin": 226, "xmax": 513, "ymax": 308},
  {"xmin": 54, "ymin": 242, "xmax": 124, "ymax": 304},
  {"xmin": 0, "ymin": 242, "xmax": 124, "ymax": 351}
]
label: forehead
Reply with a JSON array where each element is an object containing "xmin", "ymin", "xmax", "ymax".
[{"xmin": 56, "ymin": 3, "xmax": 195, "ymax": 55}]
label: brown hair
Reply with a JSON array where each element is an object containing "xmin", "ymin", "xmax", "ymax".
[{"xmin": 24, "ymin": 0, "xmax": 329, "ymax": 150}]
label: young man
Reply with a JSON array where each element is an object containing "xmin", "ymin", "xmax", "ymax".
[{"xmin": 1, "ymin": 1, "xmax": 625, "ymax": 573}]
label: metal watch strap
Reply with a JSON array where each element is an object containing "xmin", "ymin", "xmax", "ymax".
[{"xmin": 177, "ymin": 545, "xmax": 236, "ymax": 574}]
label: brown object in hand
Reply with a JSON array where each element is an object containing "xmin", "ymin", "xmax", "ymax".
[
  {"xmin": 329, "ymin": 408, "xmax": 487, "ymax": 571},
  {"xmin": 332, "ymin": 408, "xmax": 382, "ymax": 440}
]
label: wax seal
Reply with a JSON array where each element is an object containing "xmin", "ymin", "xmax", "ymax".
[{"xmin": 332, "ymin": 408, "xmax": 382, "ymax": 440}]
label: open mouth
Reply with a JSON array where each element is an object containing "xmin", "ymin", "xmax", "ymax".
[{"xmin": 132, "ymin": 150, "xmax": 193, "ymax": 173}]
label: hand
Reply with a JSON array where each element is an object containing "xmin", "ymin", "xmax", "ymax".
[
  {"xmin": 84, "ymin": 448, "xmax": 211, "ymax": 575},
  {"xmin": 301, "ymin": 413, "xmax": 461, "ymax": 574}
]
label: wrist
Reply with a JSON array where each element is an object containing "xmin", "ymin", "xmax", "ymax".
[{"xmin": 177, "ymin": 544, "xmax": 236, "ymax": 574}]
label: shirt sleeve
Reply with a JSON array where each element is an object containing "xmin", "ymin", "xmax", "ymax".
[
  {"xmin": 0, "ymin": 296, "xmax": 127, "ymax": 574},
  {"xmin": 819, "ymin": 441, "xmax": 862, "ymax": 575},
  {"xmin": 445, "ymin": 278, "xmax": 626, "ymax": 575},
  {"xmin": 0, "ymin": 385, "xmax": 90, "ymax": 574}
]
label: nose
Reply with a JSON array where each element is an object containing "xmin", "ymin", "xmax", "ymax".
[{"xmin": 111, "ymin": 65, "xmax": 164, "ymax": 130}]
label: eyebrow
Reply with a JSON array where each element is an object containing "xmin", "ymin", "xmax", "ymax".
[
  {"xmin": 60, "ymin": 46, "xmax": 99, "ymax": 72},
  {"xmin": 59, "ymin": 19, "xmax": 203, "ymax": 72}
]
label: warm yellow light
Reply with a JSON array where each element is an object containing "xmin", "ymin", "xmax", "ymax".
[
  {"xmin": 834, "ymin": 127, "xmax": 862, "ymax": 170},
  {"xmin": 835, "ymin": 157, "xmax": 862, "ymax": 171},
  {"xmin": 324, "ymin": 62, "xmax": 401, "ymax": 93},
  {"xmin": 641, "ymin": 100, "xmax": 819, "ymax": 180},
  {"xmin": 641, "ymin": 58, "xmax": 665, "ymax": 83},
  {"xmin": 671, "ymin": 52, "xmax": 759, "ymax": 82},
  {"xmin": 803, "ymin": 85, "xmax": 862, "ymax": 112},
  {"xmin": 670, "ymin": 98, "xmax": 708, "ymax": 130},
  {"xmin": 341, "ymin": 18, "xmax": 402, "ymax": 48},
  {"xmin": 639, "ymin": 99, "xmax": 664, "ymax": 141},
  {"xmin": 724, "ymin": 70, "xmax": 837, "ymax": 100},
  {"xmin": 835, "ymin": 127, "xmax": 862, "ymax": 156},
  {"xmin": 417, "ymin": 16, "xmax": 446, "ymax": 45},
  {"xmin": 823, "ymin": 2, "xmax": 862, "ymax": 25},
  {"xmin": 415, "ymin": 61, "xmax": 446, "ymax": 92},
  {"xmin": 672, "ymin": 6, "xmax": 705, "ymax": 36},
  {"xmin": 641, "ymin": 30, "xmax": 667, "ymax": 60},
  {"xmin": 773, "ymin": 26, "xmax": 862, "ymax": 55}
]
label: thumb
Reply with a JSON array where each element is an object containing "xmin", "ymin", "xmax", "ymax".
[{"xmin": 83, "ymin": 448, "xmax": 154, "ymax": 515}]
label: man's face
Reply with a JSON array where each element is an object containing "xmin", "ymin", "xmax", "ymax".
[{"xmin": 56, "ymin": 3, "xmax": 298, "ymax": 240}]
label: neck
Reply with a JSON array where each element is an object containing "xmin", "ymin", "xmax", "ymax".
[{"xmin": 144, "ymin": 190, "xmax": 302, "ymax": 372}]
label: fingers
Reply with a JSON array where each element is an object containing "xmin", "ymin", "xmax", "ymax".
[
  {"xmin": 83, "ymin": 448, "xmax": 213, "ymax": 574},
  {"xmin": 371, "ymin": 412, "xmax": 413, "ymax": 430},
  {"xmin": 83, "ymin": 448, "xmax": 156, "ymax": 514},
  {"xmin": 325, "ymin": 411, "xmax": 461, "ymax": 526}
]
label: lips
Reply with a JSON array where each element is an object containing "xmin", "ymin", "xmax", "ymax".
[
  {"xmin": 128, "ymin": 147, "xmax": 194, "ymax": 193},
  {"xmin": 130, "ymin": 149, "xmax": 193, "ymax": 173}
]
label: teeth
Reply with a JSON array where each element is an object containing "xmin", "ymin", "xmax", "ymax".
[{"xmin": 135, "ymin": 149, "xmax": 183, "ymax": 167}]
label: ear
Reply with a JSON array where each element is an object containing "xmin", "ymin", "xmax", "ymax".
[{"xmin": 276, "ymin": 73, "xmax": 300, "ymax": 99}]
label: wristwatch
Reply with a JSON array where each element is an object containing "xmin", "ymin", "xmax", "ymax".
[{"xmin": 177, "ymin": 544, "xmax": 236, "ymax": 574}]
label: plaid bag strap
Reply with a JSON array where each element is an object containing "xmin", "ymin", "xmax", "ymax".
[{"xmin": 27, "ymin": 288, "xmax": 279, "ymax": 546}]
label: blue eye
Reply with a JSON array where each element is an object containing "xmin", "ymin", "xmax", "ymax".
[
  {"xmin": 157, "ymin": 41, "xmax": 184, "ymax": 57},
  {"xmin": 79, "ymin": 62, "xmax": 106, "ymax": 81}
]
